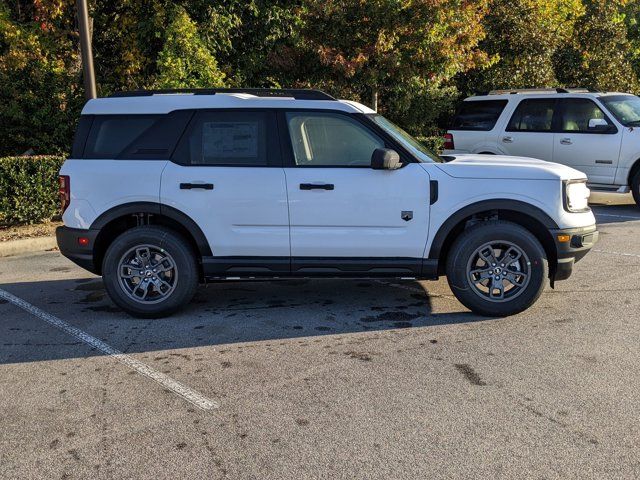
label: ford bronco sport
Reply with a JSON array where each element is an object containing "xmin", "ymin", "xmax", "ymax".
[{"xmin": 57, "ymin": 88, "xmax": 598, "ymax": 318}]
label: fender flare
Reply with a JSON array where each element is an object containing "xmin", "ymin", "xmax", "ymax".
[
  {"xmin": 428, "ymin": 199, "xmax": 559, "ymax": 260},
  {"xmin": 90, "ymin": 201, "xmax": 212, "ymax": 256}
]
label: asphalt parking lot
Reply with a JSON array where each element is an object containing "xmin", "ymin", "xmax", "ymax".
[{"xmin": 1, "ymin": 193, "xmax": 639, "ymax": 479}]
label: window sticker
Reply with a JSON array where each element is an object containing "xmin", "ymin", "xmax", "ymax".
[{"xmin": 202, "ymin": 122, "xmax": 258, "ymax": 159}]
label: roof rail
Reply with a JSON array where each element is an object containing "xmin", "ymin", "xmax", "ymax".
[
  {"xmin": 109, "ymin": 88, "xmax": 336, "ymax": 101},
  {"xmin": 486, "ymin": 87, "xmax": 600, "ymax": 95}
]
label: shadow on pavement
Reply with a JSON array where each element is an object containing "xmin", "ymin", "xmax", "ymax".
[{"xmin": 0, "ymin": 277, "xmax": 490, "ymax": 364}]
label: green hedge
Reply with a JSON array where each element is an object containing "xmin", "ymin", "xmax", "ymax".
[
  {"xmin": 0, "ymin": 156, "xmax": 65, "ymax": 226},
  {"xmin": 416, "ymin": 135, "xmax": 445, "ymax": 154}
]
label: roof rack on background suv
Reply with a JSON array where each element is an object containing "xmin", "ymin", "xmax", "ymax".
[
  {"xmin": 485, "ymin": 87, "xmax": 600, "ymax": 95},
  {"xmin": 108, "ymin": 88, "xmax": 336, "ymax": 101}
]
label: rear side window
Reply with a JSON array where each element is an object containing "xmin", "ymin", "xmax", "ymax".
[
  {"xmin": 173, "ymin": 111, "xmax": 279, "ymax": 166},
  {"xmin": 83, "ymin": 115, "xmax": 159, "ymax": 158},
  {"xmin": 451, "ymin": 100, "xmax": 507, "ymax": 131},
  {"xmin": 506, "ymin": 99, "xmax": 556, "ymax": 132}
]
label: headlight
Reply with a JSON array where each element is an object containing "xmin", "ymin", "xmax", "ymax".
[{"xmin": 564, "ymin": 180, "xmax": 590, "ymax": 212}]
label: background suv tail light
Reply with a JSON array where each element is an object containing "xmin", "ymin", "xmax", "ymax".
[
  {"xmin": 443, "ymin": 133, "xmax": 454, "ymax": 150},
  {"xmin": 59, "ymin": 175, "xmax": 70, "ymax": 215}
]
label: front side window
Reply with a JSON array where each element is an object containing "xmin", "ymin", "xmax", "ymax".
[
  {"xmin": 507, "ymin": 99, "xmax": 556, "ymax": 132},
  {"xmin": 558, "ymin": 99, "xmax": 614, "ymax": 133},
  {"xmin": 286, "ymin": 112, "xmax": 384, "ymax": 167},
  {"xmin": 451, "ymin": 100, "xmax": 508, "ymax": 131},
  {"xmin": 174, "ymin": 111, "xmax": 276, "ymax": 166}
]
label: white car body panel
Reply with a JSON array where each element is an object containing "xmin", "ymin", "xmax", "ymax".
[
  {"xmin": 284, "ymin": 163, "xmax": 431, "ymax": 258},
  {"xmin": 160, "ymin": 163, "xmax": 290, "ymax": 257},
  {"xmin": 60, "ymin": 159, "xmax": 166, "ymax": 228},
  {"xmin": 444, "ymin": 91, "xmax": 640, "ymax": 189}
]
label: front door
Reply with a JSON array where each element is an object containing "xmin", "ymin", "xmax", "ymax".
[
  {"xmin": 161, "ymin": 110, "xmax": 290, "ymax": 274},
  {"xmin": 281, "ymin": 111, "xmax": 431, "ymax": 275},
  {"xmin": 552, "ymin": 98, "xmax": 622, "ymax": 184}
]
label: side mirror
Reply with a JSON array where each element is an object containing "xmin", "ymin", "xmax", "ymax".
[
  {"xmin": 588, "ymin": 118, "xmax": 610, "ymax": 131},
  {"xmin": 371, "ymin": 148, "xmax": 401, "ymax": 170}
]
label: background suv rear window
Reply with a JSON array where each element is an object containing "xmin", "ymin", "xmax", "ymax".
[
  {"xmin": 450, "ymin": 100, "xmax": 507, "ymax": 131},
  {"xmin": 506, "ymin": 99, "xmax": 556, "ymax": 132}
]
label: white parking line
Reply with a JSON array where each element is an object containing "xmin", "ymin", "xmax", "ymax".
[
  {"xmin": 594, "ymin": 213, "xmax": 640, "ymax": 220},
  {"xmin": 593, "ymin": 249, "xmax": 640, "ymax": 259},
  {"xmin": 0, "ymin": 288, "xmax": 218, "ymax": 411}
]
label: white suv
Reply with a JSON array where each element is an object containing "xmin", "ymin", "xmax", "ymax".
[
  {"xmin": 56, "ymin": 88, "xmax": 597, "ymax": 318},
  {"xmin": 443, "ymin": 88, "xmax": 640, "ymax": 207}
]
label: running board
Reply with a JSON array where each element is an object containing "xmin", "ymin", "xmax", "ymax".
[{"xmin": 587, "ymin": 184, "xmax": 630, "ymax": 194}]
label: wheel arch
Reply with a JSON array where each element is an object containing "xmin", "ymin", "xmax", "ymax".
[
  {"xmin": 90, "ymin": 202, "xmax": 212, "ymax": 276},
  {"xmin": 628, "ymin": 157, "xmax": 640, "ymax": 186},
  {"xmin": 428, "ymin": 199, "xmax": 559, "ymax": 276}
]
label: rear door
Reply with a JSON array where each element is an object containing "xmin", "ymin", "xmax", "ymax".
[
  {"xmin": 161, "ymin": 109, "xmax": 290, "ymax": 273},
  {"xmin": 552, "ymin": 98, "xmax": 622, "ymax": 184},
  {"xmin": 281, "ymin": 110, "xmax": 431, "ymax": 275},
  {"xmin": 498, "ymin": 98, "xmax": 557, "ymax": 161}
]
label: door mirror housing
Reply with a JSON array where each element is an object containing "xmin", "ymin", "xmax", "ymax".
[
  {"xmin": 371, "ymin": 148, "xmax": 401, "ymax": 170},
  {"xmin": 588, "ymin": 118, "xmax": 611, "ymax": 132}
]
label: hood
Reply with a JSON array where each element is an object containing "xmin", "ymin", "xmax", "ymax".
[{"xmin": 435, "ymin": 154, "xmax": 587, "ymax": 181}]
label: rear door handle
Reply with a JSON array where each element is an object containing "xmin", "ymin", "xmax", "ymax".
[
  {"xmin": 180, "ymin": 182, "xmax": 214, "ymax": 190},
  {"xmin": 502, "ymin": 136, "xmax": 514, "ymax": 143},
  {"xmin": 560, "ymin": 138, "xmax": 572, "ymax": 145},
  {"xmin": 300, "ymin": 183, "xmax": 334, "ymax": 190}
]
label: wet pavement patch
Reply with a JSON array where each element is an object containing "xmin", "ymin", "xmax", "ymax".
[
  {"xmin": 454, "ymin": 363, "xmax": 486, "ymax": 386},
  {"xmin": 360, "ymin": 311, "xmax": 421, "ymax": 323}
]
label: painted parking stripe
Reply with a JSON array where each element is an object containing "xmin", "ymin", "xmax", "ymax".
[
  {"xmin": 593, "ymin": 249, "xmax": 640, "ymax": 259},
  {"xmin": 594, "ymin": 213, "xmax": 640, "ymax": 220},
  {"xmin": 0, "ymin": 288, "xmax": 218, "ymax": 411}
]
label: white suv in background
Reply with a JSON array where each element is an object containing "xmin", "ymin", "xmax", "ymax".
[
  {"xmin": 443, "ymin": 88, "xmax": 640, "ymax": 207},
  {"xmin": 57, "ymin": 88, "xmax": 597, "ymax": 318}
]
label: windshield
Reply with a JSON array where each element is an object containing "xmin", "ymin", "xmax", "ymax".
[
  {"xmin": 599, "ymin": 95, "xmax": 640, "ymax": 126},
  {"xmin": 369, "ymin": 114, "xmax": 441, "ymax": 163}
]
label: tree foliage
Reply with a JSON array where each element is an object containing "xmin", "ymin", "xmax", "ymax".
[{"xmin": 1, "ymin": 0, "xmax": 640, "ymax": 156}]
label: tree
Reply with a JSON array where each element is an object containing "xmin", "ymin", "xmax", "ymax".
[
  {"xmin": 286, "ymin": 0, "xmax": 491, "ymax": 134},
  {"xmin": 460, "ymin": 0, "xmax": 583, "ymax": 94},
  {"xmin": 154, "ymin": 6, "xmax": 226, "ymax": 88}
]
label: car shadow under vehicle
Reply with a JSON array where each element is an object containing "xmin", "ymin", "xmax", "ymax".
[{"xmin": 0, "ymin": 277, "xmax": 492, "ymax": 365}]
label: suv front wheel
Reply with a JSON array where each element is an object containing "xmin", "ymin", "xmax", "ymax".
[
  {"xmin": 632, "ymin": 169, "xmax": 640, "ymax": 208},
  {"xmin": 446, "ymin": 221, "xmax": 548, "ymax": 317},
  {"xmin": 102, "ymin": 226, "xmax": 199, "ymax": 318}
]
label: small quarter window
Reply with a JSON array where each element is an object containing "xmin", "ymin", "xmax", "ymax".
[
  {"xmin": 84, "ymin": 116, "xmax": 159, "ymax": 158},
  {"xmin": 450, "ymin": 100, "xmax": 507, "ymax": 131}
]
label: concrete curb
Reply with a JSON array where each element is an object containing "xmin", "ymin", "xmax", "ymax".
[{"xmin": 0, "ymin": 236, "xmax": 57, "ymax": 258}]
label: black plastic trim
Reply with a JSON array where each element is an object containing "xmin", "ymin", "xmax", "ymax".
[
  {"xmin": 430, "ymin": 180, "xmax": 438, "ymax": 205},
  {"xmin": 428, "ymin": 199, "xmax": 559, "ymax": 260},
  {"xmin": 110, "ymin": 88, "xmax": 336, "ymax": 101},
  {"xmin": 56, "ymin": 226, "xmax": 100, "ymax": 274},
  {"xmin": 90, "ymin": 202, "xmax": 212, "ymax": 257},
  {"xmin": 201, "ymin": 256, "xmax": 439, "ymax": 279}
]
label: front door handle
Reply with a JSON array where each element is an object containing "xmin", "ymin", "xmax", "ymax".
[
  {"xmin": 560, "ymin": 138, "xmax": 573, "ymax": 145},
  {"xmin": 180, "ymin": 182, "xmax": 214, "ymax": 190},
  {"xmin": 502, "ymin": 136, "xmax": 514, "ymax": 143},
  {"xmin": 300, "ymin": 183, "xmax": 334, "ymax": 190}
]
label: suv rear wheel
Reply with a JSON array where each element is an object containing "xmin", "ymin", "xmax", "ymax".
[
  {"xmin": 446, "ymin": 221, "xmax": 548, "ymax": 317},
  {"xmin": 631, "ymin": 169, "xmax": 640, "ymax": 208},
  {"xmin": 102, "ymin": 226, "xmax": 198, "ymax": 318}
]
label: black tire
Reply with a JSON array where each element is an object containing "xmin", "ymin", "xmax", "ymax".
[
  {"xmin": 632, "ymin": 169, "xmax": 640, "ymax": 209},
  {"xmin": 102, "ymin": 226, "xmax": 199, "ymax": 318},
  {"xmin": 446, "ymin": 221, "xmax": 548, "ymax": 317}
]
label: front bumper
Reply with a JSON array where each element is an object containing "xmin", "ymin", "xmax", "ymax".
[
  {"xmin": 550, "ymin": 224, "xmax": 599, "ymax": 282},
  {"xmin": 56, "ymin": 226, "xmax": 100, "ymax": 274}
]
